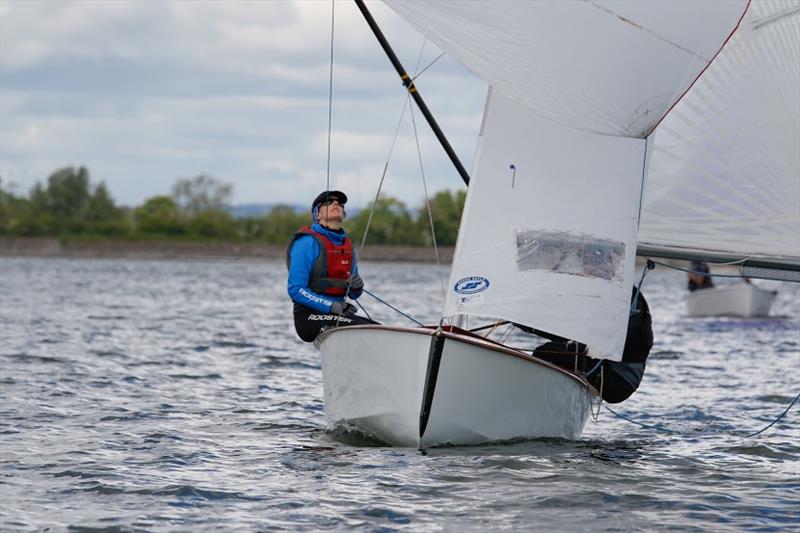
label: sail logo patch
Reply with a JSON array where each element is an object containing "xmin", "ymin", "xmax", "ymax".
[{"xmin": 454, "ymin": 276, "xmax": 490, "ymax": 294}]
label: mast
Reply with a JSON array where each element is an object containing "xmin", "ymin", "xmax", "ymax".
[{"xmin": 354, "ymin": 0, "xmax": 471, "ymax": 186}]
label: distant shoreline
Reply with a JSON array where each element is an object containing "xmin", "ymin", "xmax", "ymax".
[
  {"xmin": 0, "ymin": 237, "xmax": 454, "ymax": 264},
  {"xmin": 0, "ymin": 237, "xmax": 694, "ymax": 270}
]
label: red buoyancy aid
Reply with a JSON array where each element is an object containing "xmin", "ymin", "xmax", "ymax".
[{"xmin": 286, "ymin": 226, "xmax": 354, "ymax": 297}]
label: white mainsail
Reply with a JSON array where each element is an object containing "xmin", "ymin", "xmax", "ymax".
[
  {"xmin": 385, "ymin": 1, "xmax": 752, "ymax": 358},
  {"xmin": 639, "ymin": 1, "xmax": 800, "ymax": 265}
]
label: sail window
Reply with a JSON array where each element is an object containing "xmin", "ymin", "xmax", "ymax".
[{"xmin": 515, "ymin": 230, "xmax": 625, "ymax": 282}]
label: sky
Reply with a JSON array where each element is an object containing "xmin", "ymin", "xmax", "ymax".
[{"xmin": 0, "ymin": 0, "xmax": 488, "ymax": 209}]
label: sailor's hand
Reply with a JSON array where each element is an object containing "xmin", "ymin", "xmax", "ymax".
[
  {"xmin": 330, "ymin": 300, "xmax": 357, "ymax": 317},
  {"xmin": 348, "ymin": 274, "xmax": 364, "ymax": 292}
]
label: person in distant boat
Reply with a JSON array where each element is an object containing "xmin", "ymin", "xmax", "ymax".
[
  {"xmin": 286, "ymin": 190, "xmax": 378, "ymax": 342},
  {"xmin": 528, "ymin": 287, "xmax": 653, "ymax": 404},
  {"xmin": 687, "ymin": 260, "xmax": 714, "ymax": 291}
]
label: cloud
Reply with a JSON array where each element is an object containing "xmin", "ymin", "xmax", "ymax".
[{"xmin": 0, "ymin": 0, "xmax": 487, "ymax": 208}]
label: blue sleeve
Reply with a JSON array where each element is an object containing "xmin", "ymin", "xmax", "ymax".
[
  {"xmin": 348, "ymin": 254, "xmax": 362, "ymax": 300},
  {"xmin": 287, "ymin": 236, "xmax": 338, "ymax": 313}
]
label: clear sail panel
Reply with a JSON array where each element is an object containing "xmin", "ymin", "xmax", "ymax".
[{"xmin": 515, "ymin": 230, "xmax": 626, "ymax": 283}]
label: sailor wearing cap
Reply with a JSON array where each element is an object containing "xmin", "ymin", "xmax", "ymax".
[{"xmin": 286, "ymin": 190, "xmax": 377, "ymax": 342}]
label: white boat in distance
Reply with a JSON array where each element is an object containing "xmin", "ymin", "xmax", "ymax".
[
  {"xmin": 319, "ymin": 1, "xmax": 799, "ymax": 447},
  {"xmin": 687, "ymin": 284, "xmax": 778, "ymax": 318}
]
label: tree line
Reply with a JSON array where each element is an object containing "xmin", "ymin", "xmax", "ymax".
[{"xmin": 0, "ymin": 166, "xmax": 466, "ymax": 246}]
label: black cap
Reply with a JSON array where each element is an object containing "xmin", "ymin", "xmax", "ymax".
[{"xmin": 311, "ymin": 190, "xmax": 347, "ymax": 211}]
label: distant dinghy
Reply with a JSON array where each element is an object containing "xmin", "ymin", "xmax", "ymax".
[{"xmin": 687, "ymin": 284, "xmax": 778, "ymax": 318}]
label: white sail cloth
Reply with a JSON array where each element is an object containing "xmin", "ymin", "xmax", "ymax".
[
  {"xmin": 384, "ymin": 0, "xmax": 757, "ymax": 357},
  {"xmin": 385, "ymin": 0, "xmax": 749, "ymax": 138},
  {"xmin": 442, "ymin": 91, "xmax": 649, "ymax": 359},
  {"xmin": 639, "ymin": 1, "xmax": 800, "ymax": 262}
]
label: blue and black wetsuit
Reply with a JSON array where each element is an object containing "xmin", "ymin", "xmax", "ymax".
[{"xmin": 287, "ymin": 222, "xmax": 377, "ymax": 342}]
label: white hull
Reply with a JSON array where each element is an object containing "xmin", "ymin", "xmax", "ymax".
[
  {"xmin": 686, "ymin": 284, "xmax": 777, "ymax": 318},
  {"xmin": 319, "ymin": 325, "xmax": 594, "ymax": 448}
]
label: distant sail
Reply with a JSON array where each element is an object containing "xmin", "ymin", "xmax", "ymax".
[
  {"xmin": 386, "ymin": 0, "xmax": 749, "ymax": 138},
  {"xmin": 639, "ymin": 1, "xmax": 800, "ymax": 267}
]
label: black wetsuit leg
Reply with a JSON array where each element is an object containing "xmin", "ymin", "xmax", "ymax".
[
  {"xmin": 531, "ymin": 290, "xmax": 654, "ymax": 404},
  {"xmin": 293, "ymin": 304, "xmax": 379, "ymax": 342}
]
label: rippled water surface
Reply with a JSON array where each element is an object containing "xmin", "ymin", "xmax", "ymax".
[{"xmin": 1, "ymin": 257, "xmax": 798, "ymax": 531}]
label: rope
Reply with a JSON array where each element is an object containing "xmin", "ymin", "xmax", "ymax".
[
  {"xmin": 604, "ymin": 391, "xmax": 800, "ymax": 438},
  {"xmin": 354, "ymin": 298, "xmax": 373, "ymax": 321},
  {"xmin": 604, "ymin": 406, "xmax": 680, "ymax": 434},
  {"xmin": 363, "ymin": 289, "xmax": 423, "ymax": 326},
  {"xmin": 325, "ymin": 0, "xmax": 335, "ymax": 194},
  {"xmin": 326, "ymin": 1, "xmax": 348, "ymax": 328},
  {"xmin": 343, "ymin": 40, "xmax": 435, "ymax": 325},
  {"xmin": 410, "ymin": 51, "xmax": 446, "ymax": 83},
  {"xmin": 354, "ymin": 96, "xmax": 408, "ymax": 259},
  {"xmin": 355, "ymin": 39, "xmax": 427, "ymax": 259},
  {"xmin": 482, "ymin": 320, "xmax": 505, "ymax": 338},
  {"xmin": 745, "ymin": 391, "xmax": 800, "ymax": 437},
  {"xmin": 590, "ymin": 366, "xmax": 604, "ymax": 421},
  {"xmin": 409, "ymin": 98, "xmax": 446, "ymax": 302},
  {"xmin": 649, "ymin": 258, "xmax": 754, "ymax": 279},
  {"xmin": 632, "ymin": 259, "xmax": 655, "ymax": 312}
]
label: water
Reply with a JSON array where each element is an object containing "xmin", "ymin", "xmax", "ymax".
[{"xmin": 1, "ymin": 257, "xmax": 798, "ymax": 531}]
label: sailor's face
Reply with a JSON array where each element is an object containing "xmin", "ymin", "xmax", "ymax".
[{"xmin": 318, "ymin": 200, "xmax": 344, "ymax": 224}]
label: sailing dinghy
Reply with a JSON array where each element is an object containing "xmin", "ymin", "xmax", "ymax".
[
  {"xmin": 319, "ymin": 0, "xmax": 799, "ymax": 448},
  {"xmin": 686, "ymin": 284, "xmax": 778, "ymax": 318}
]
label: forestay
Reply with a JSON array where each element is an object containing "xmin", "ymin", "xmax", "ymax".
[
  {"xmin": 639, "ymin": 0, "xmax": 800, "ymax": 265},
  {"xmin": 385, "ymin": 0, "xmax": 749, "ymax": 138},
  {"xmin": 443, "ymin": 90, "xmax": 649, "ymax": 359}
]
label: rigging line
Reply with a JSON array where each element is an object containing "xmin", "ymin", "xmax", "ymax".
[
  {"xmin": 604, "ymin": 406, "xmax": 680, "ymax": 434},
  {"xmin": 707, "ymin": 257, "xmax": 751, "ymax": 266},
  {"xmin": 469, "ymin": 321, "xmax": 511, "ymax": 333},
  {"xmin": 409, "ymin": 98, "xmax": 446, "ymax": 302},
  {"xmin": 350, "ymin": 37, "xmax": 429, "ymax": 307},
  {"xmin": 354, "ymin": 35, "xmax": 428, "ymax": 258},
  {"xmin": 325, "ymin": 0, "xmax": 335, "ymax": 193},
  {"xmin": 649, "ymin": 258, "xmax": 757, "ymax": 279},
  {"xmin": 632, "ymin": 259, "xmax": 655, "ymax": 313},
  {"xmin": 410, "ymin": 51, "xmax": 446, "ymax": 83},
  {"xmin": 482, "ymin": 320, "xmax": 505, "ymax": 338},
  {"xmin": 745, "ymin": 391, "xmax": 800, "ymax": 438},
  {"xmin": 406, "ymin": 39, "xmax": 447, "ymax": 304},
  {"xmin": 363, "ymin": 288, "xmax": 423, "ymax": 326},
  {"xmin": 355, "ymin": 97, "xmax": 410, "ymax": 258},
  {"xmin": 635, "ymin": 136, "xmax": 648, "ymax": 229},
  {"xmin": 605, "ymin": 391, "xmax": 800, "ymax": 438},
  {"xmin": 354, "ymin": 298, "xmax": 373, "ymax": 321}
]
